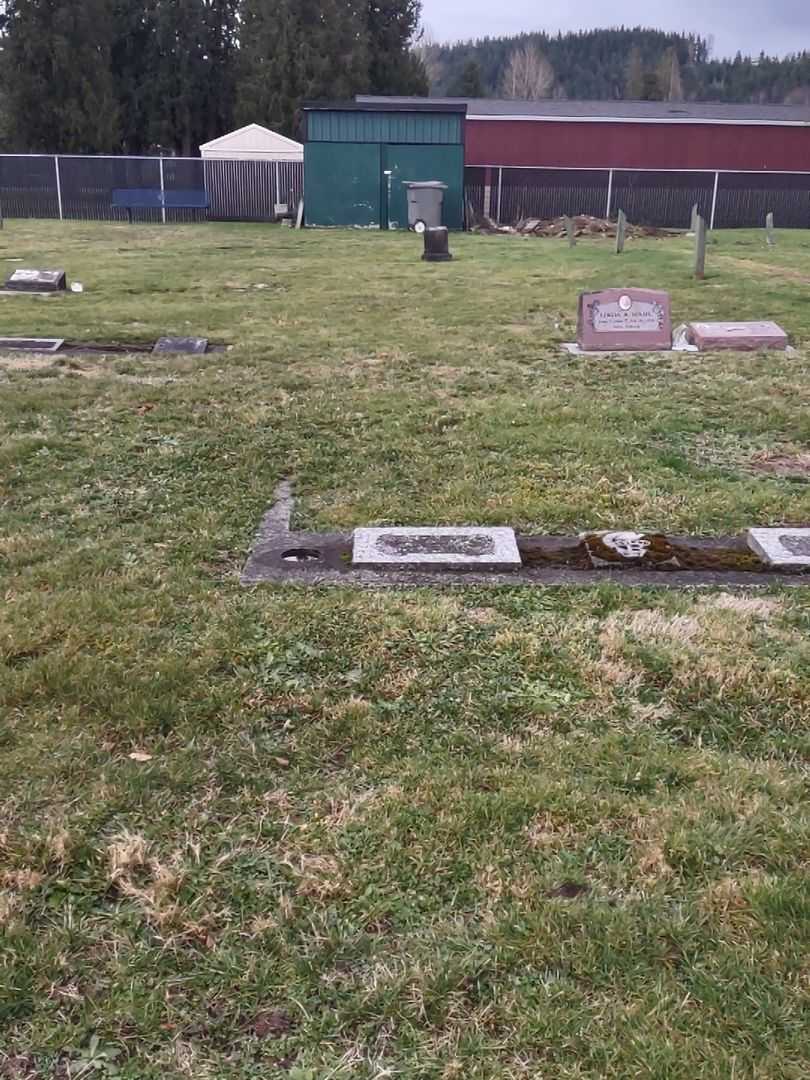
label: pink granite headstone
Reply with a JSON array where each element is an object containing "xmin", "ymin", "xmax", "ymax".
[
  {"xmin": 686, "ymin": 321, "xmax": 788, "ymax": 352},
  {"xmin": 577, "ymin": 288, "xmax": 672, "ymax": 352}
]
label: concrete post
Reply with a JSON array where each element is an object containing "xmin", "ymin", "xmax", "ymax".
[
  {"xmin": 694, "ymin": 214, "xmax": 707, "ymax": 279},
  {"xmin": 615, "ymin": 209, "xmax": 626, "ymax": 254}
]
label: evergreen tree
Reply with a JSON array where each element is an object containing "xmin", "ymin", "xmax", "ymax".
[
  {"xmin": 625, "ymin": 45, "xmax": 644, "ymax": 98},
  {"xmin": 3, "ymin": 0, "xmax": 120, "ymax": 152},
  {"xmin": 449, "ymin": 59, "xmax": 484, "ymax": 97},
  {"xmin": 366, "ymin": 0, "xmax": 428, "ymax": 95}
]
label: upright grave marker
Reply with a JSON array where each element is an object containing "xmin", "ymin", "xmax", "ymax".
[
  {"xmin": 615, "ymin": 210, "xmax": 627, "ymax": 254},
  {"xmin": 694, "ymin": 214, "xmax": 707, "ymax": 279},
  {"xmin": 563, "ymin": 215, "xmax": 576, "ymax": 247},
  {"xmin": 577, "ymin": 288, "xmax": 672, "ymax": 352},
  {"xmin": 689, "ymin": 203, "xmax": 699, "ymax": 233}
]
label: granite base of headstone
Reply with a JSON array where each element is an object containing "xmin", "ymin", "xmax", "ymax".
[
  {"xmin": 686, "ymin": 322, "xmax": 787, "ymax": 352},
  {"xmin": 152, "ymin": 336, "xmax": 209, "ymax": 355},
  {"xmin": 5, "ymin": 269, "xmax": 67, "ymax": 292},
  {"xmin": 352, "ymin": 527, "xmax": 521, "ymax": 571},
  {"xmin": 576, "ymin": 288, "xmax": 672, "ymax": 352},
  {"xmin": 422, "ymin": 227, "xmax": 452, "ymax": 262}
]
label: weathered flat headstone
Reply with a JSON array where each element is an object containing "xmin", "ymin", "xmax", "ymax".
[
  {"xmin": 152, "ymin": 336, "xmax": 209, "ymax": 354},
  {"xmin": 5, "ymin": 268, "xmax": 67, "ymax": 292},
  {"xmin": 748, "ymin": 528, "xmax": 810, "ymax": 568},
  {"xmin": 577, "ymin": 288, "xmax": 672, "ymax": 352},
  {"xmin": 686, "ymin": 321, "xmax": 787, "ymax": 352},
  {"xmin": 352, "ymin": 527, "xmax": 521, "ymax": 570},
  {"xmin": 0, "ymin": 336, "xmax": 64, "ymax": 353}
]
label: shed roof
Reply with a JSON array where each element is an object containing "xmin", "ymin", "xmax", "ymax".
[
  {"xmin": 199, "ymin": 123, "xmax": 303, "ymax": 156},
  {"xmin": 356, "ymin": 96, "xmax": 810, "ymax": 127}
]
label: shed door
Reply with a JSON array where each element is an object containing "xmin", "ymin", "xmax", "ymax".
[
  {"xmin": 305, "ymin": 143, "xmax": 381, "ymax": 227},
  {"xmin": 382, "ymin": 145, "xmax": 465, "ymax": 230}
]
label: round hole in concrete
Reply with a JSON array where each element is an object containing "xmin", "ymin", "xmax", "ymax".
[{"xmin": 281, "ymin": 547, "xmax": 321, "ymax": 563}]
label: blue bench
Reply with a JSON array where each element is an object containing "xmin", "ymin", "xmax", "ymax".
[{"xmin": 112, "ymin": 188, "xmax": 209, "ymax": 222}]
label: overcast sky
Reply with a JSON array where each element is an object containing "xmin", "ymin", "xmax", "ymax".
[{"xmin": 421, "ymin": 0, "xmax": 810, "ymax": 60}]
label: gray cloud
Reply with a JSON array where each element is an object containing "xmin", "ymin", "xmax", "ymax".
[{"xmin": 421, "ymin": 0, "xmax": 810, "ymax": 59}]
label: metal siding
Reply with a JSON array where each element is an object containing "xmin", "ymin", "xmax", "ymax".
[
  {"xmin": 382, "ymin": 145, "xmax": 465, "ymax": 229},
  {"xmin": 305, "ymin": 142, "xmax": 381, "ymax": 227},
  {"xmin": 308, "ymin": 110, "xmax": 461, "ymax": 145},
  {"xmin": 465, "ymin": 119, "xmax": 810, "ymax": 172}
]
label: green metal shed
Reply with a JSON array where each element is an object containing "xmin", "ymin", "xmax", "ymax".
[{"xmin": 303, "ymin": 101, "xmax": 467, "ymax": 230}]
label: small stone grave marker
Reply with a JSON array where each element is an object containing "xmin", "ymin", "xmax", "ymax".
[
  {"xmin": 748, "ymin": 528, "xmax": 810, "ymax": 568},
  {"xmin": 352, "ymin": 527, "xmax": 521, "ymax": 570},
  {"xmin": 686, "ymin": 321, "xmax": 787, "ymax": 352},
  {"xmin": 694, "ymin": 214, "xmax": 707, "ymax": 279},
  {"xmin": 422, "ymin": 226, "xmax": 453, "ymax": 262},
  {"xmin": 5, "ymin": 268, "xmax": 67, "ymax": 292},
  {"xmin": 615, "ymin": 210, "xmax": 626, "ymax": 254},
  {"xmin": 766, "ymin": 212, "xmax": 775, "ymax": 246},
  {"xmin": 689, "ymin": 203, "xmax": 699, "ymax": 234},
  {"xmin": 152, "ymin": 336, "xmax": 208, "ymax": 355},
  {"xmin": 577, "ymin": 288, "xmax": 672, "ymax": 352},
  {"xmin": 563, "ymin": 215, "xmax": 576, "ymax": 247}
]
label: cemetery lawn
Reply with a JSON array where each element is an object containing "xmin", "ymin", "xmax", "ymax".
[{"xmin": 2, "ymin": 221, "xmax": 810, "ymax": 1079}]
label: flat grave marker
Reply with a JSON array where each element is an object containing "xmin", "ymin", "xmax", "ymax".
[
  {"xmin": 152, "ymin": 336, "xmax": 209, "ymax": 355},
  {"xmin": 0, "ymin": 336, "xmax": 64, "ymax": 353},
  {"xmin": 748, "ymin": 528, "xmax": 810, "ymax": 568},
  {"xmin": 5, "ymin": 268, "xmax": 67, "ymax": 293},
  {"xmin": 686, "ymin": 321, "xmax": 787, "ymax": 352},
  {"xmin": 577, "ymin": 287, "xmax": 672, "ymax": 352},
  {"xmin": 352, "ymin": 526, "xmax": 521, "ymax": 571}
]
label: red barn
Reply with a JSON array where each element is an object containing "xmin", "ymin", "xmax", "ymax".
[{"xmin": 358, "ymin": 97, "xmax": 810, "ymax": 228}]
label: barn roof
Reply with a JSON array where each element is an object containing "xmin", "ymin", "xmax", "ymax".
[{"xmin": 356, "ymin": 96, "xmax": 810, "ymax": 126}]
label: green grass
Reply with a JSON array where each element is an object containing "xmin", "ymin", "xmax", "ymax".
[{"xmin": 1, "ymin": 221, "xmax": 810, "ymax": 1079}]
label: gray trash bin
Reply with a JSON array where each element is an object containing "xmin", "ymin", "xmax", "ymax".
[{"xmin": 404, "ymin": 181, "xmax": 447, "ymax": 232}]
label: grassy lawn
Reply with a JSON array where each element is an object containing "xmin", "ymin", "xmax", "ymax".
[{"xmin": 2, "ymin": 220, "xmax": 810, "ymax": 1078}]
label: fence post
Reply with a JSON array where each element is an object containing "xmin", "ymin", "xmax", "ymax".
[
  {"xmin": 606, "ymin": 168, "xmax": 614, "ymax": 219},
  {"xmin": 496, "ymin": 167, "xmax": 503, "ymax": 224},
  {"xmin": 159, "ymin": 156, "xmax": 166, "ymax": 224},
  {"xmin": 483, "ymin": 167, "xmax": 492, "ymax": 218},
  {"xmin": 54, "ymin": 155, "xmax": 63, "ymax": 220},
  {"xmin": 710, "ymin": 171, "xmax": 719, "ymax": 230}
]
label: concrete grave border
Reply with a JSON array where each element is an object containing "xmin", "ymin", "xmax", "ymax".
[{"xmin": 240, "ymin": 483, "xmax": 810, "ymax": 590}]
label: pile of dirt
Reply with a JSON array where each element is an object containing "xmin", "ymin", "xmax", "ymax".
[{"xmin": 473, "ymin": 214, "xmax": 681, "ymax": 239}]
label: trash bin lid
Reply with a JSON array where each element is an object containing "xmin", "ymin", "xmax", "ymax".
[{"xmin": 403, "ymin": 180, "xmax": 448, "ymax": 190}]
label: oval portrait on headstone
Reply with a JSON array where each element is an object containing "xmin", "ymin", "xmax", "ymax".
[{"xmin": 619, "ymin": 294, "xmax": 632, "ymax": 311}]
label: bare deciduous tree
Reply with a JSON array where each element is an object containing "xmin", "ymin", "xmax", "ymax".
[{"xmin": 501, "ymin": 43, "xmax": 555, "ymax": 100}]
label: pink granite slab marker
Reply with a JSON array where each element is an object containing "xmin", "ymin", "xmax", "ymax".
[
  {"xmin": 577, "ymin": 288, "xmax": 672, "ymax": 352},
  {"xmin": 686, "ymin": 321, "xmax": 788, "ymax": 352}
]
